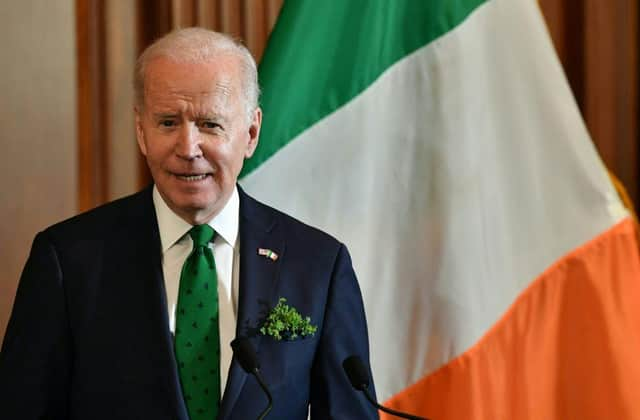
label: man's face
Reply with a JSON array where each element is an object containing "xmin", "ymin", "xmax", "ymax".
[{"xmin": 135, "ymin": 55, "xmax": 261, "ymax": 224}]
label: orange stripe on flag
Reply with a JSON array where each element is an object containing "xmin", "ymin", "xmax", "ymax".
[{"xmin": 383, "ymin": 217, "xmax": 640, "ymax": 420}]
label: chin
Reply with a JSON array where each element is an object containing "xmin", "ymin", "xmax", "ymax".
[
  {"xmin": 174, "ymin": 194, "xmax": 223, "ymax": 220},
  {"xmin": 158, "ymin": 179, "xmax": 230, "ymax": 218},
  {"xmin": 177, "ymin": 196, "xmax": 217, "ymax": 211}
]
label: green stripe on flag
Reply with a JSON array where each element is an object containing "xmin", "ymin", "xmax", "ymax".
[{"xmin": 241, "ymin": 0, "xmax": 487, "ymax": 177}]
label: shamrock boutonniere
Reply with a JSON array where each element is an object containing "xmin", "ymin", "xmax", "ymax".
[{"xmin": 260, "ymin": 297, "xmax": 317, "ymax": 341}]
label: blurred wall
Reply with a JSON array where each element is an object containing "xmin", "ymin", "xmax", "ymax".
[
  {"xmin": 0, "ymin": 1, "xmax": 77, "ymax": 337},
  {"xmin": 106, "ymin": 1, "xmax": 139, "ymax": 200}
]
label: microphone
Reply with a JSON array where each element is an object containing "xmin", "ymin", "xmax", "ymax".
[
  {"xmin": 343, "ymin": 356, "xmax": 429, "ymax": 420},
  {"xmin": 230, "ymin": 337, "xmax": 273, "ymax": 420}
]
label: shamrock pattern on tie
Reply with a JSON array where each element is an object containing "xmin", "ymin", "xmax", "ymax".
[{"xmin": 175, "ymin": 224, "xmax": 220, "ymax": 420}]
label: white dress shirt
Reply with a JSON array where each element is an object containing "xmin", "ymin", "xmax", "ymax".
[{"xmin": 153, "ymin": 186, "xmax": 240, "ymax": 394}]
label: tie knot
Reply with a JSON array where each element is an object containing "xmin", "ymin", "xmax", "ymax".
[{"xmin": 189, "ymin": 224, "xmax": 215, "ymax": 248}]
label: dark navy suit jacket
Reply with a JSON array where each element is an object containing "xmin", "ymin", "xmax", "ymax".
[{"xmin": 0, "ymin": 186, "xmax": 377, "ymax": 419}]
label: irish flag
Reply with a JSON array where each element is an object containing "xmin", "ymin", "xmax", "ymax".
[{"xmin": 240, "ymin": 0, "xmax": 640, "ymax": 418}]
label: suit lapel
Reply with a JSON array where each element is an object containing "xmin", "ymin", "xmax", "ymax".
[
  {"xmin": 219, "ymin": 187, "xmax": 285, "ymax": 419},
  {"xmin": 113, "ymin": 187, "xmax": 188, "ymax": 419}
]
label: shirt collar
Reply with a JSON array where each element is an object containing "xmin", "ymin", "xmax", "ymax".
[{"xmin": 153, "ymin": 185, "xmax": 240, "ymax": 252}]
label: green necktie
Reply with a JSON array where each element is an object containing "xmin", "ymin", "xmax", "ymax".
[{"xmin": 175, "ymin": 224, "xmax": 220, "ymax": 419}]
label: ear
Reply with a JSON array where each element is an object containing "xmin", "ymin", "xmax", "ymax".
[
  {"xmin": 135, "ymin": 106, "xmax": 148, "ymax": 156},
  {"xmin": 244, "ymin": 107, "xmax": 262, "ymax": 159}
]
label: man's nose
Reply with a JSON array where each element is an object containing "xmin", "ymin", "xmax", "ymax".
[{"xmin": 175, "ymin": 123, "xmax": 202, "ymax": 159}]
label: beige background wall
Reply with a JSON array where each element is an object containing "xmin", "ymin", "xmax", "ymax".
[
  {"xmin": 105, "ymin": 1, "xmax": 138, "ymax": 200},
  {"xmin": 0, "ymin": 1, "xmax": 77, "ymax": 338}
]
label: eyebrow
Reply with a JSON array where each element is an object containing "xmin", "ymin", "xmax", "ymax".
[
  {"xmin": 151, "ymin": 111, "xmax": 228, "ymax": 122},
  {"xmin": 194, "ymin": 113, "xmax": 228, "ymax": 122},
  {"xmin": 152, "ymin": 113, "xmax": 179, "ymax": 120}
]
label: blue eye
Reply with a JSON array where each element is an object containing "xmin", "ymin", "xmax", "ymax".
[{"xmin": 201, "ymin": 121, "xmax": 220, "ymax": 129}]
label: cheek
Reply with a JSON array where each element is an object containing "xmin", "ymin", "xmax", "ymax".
[
  {"xmin": 203, "ymin": 142, "xmax": 235, "ymax": 167},
  {"xmin": 143, "ymin": 148, "xmax": 161, "ymax": 168},
  {"xmin": 144, "ymin": 140, "xmax": 172, "ymax": 166},
  {"xmin": 227, "ymin": 145, "xmax": 250, "ymax": 173}
]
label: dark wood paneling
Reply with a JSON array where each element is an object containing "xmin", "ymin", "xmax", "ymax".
[
  {"xmin": 243, "ymin": 0, "xmax": 266, "ymax": 62},
  {"xmin": 137, "ymin": 0, "xmax": 171, "ymax": 46},
  {"xmin": 539, "ymin": 0, "xmax": 585, "ymax": 108},
  {"xmin": 135, "ymin": 0, "xmax": 172, "ymax": 189},
  {"xmin": 196, "ymin": 0, "xmax": 217, "ymax": 28},
  {"xmin": 220, "ymin": 0, "xmax": 244, "ymax": 39},
  {"xmin": 265, "ymin": 0, "xmax": 283, "ymax": 33},
  {"xmin": 539, "ymin": 0, "xmax": 639, "ymax": 206},
  {"xmin": 76, "ymin": 0, "xmax": 109, "ymax": 211},
  {"xmin": 583, "ymin": 0, "xmax": 638, "ymax": 206},
  {"xmin": 171, "ymin": 0, "xmax": 197, "ymax": 28}
]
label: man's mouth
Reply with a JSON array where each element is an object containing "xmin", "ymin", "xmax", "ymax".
[{"xmin": 173, "ymin": 173, "xmax": 212, "ymax": 181}]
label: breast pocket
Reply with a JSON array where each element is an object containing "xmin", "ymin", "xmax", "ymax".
[{"xmin": 258, "ymin": 335, "xmax": 319, "ymax": 390}]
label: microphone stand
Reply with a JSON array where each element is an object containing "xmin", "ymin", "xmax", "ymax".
[
  {"xmin": 343, "ymin": 355, "xmax": 429, "ymax": 420},
  {"xmin": 361, "ymin": 387, "xmax": 427, "ymax": 420},
  {"xmin": 231, "ymin": 337, "xmax": 273, "ymax": 420},
  {"xmin": 253, "ymin": 367, "xmax": 273, "ymax": 420}
]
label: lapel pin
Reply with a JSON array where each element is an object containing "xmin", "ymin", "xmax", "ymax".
[{"xmin": 258, "ymin": 248, "xmax": 279, "ymax": 261}]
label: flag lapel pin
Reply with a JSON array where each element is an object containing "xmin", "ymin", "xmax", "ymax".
[{"xmin": 258, "ymin": 248, "xmax": 279, "ymax": 261}]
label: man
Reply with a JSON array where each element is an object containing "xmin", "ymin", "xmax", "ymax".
[{"xmin": 0, "ymin": 28, "xmax": 377, "ymax": 419}]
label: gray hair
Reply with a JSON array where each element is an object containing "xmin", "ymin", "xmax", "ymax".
[{"xmin": 134, "ymin": 27, "xmax": 260, "ymax": 120}]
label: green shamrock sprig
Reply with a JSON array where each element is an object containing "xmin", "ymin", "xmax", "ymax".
[{"xmin": 260, "ymin": 297, "xmax": 317, "ymax": 341}]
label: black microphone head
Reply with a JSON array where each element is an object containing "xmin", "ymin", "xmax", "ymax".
[
  {"xmin": 231, "ymin": 337, "xmax": 260, "ymax": 373},
  {"xmin": 342, "ymin": 355, "xmax": 371, "ymax": 391}
]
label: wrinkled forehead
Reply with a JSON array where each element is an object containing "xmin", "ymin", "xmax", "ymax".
[{"xmin": 142, "ymin": 55, "xmax": 245, "ymax": 107}]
